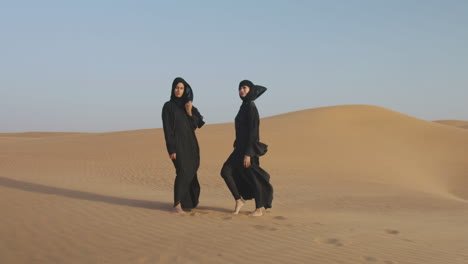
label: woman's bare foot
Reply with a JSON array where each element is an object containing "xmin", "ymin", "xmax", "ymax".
[
  {"xmin": 248, "ymin": 208, "xmax": 263, "ymax": 217},
  {"xmin": 172, "ymin": 203, "xmax": 184, "ymax": 214},
  {"xmin": 232, "ymin": 199, "xmax": 245, "ymax": 214}
]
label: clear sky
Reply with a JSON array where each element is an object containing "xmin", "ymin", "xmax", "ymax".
[{"xmin": 1, "ymin": 0, "xmax": 467, "ymax": 132}]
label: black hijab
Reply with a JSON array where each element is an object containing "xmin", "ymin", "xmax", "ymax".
[
  {"xmin": 239, "ymin": 80, "xmax": 267, "ymax": 102},
  {"xmin": 170, "ymin": 77, "xmax": 205, "ymax": 128},
  {"xmin": 171, "ymin": 77, "xmax": 194, "ymax": 106}
]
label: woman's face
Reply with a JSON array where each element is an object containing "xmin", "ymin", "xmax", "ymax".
[
  {"xmin": 174, "ymin": 82, "xmax": 185, "ymax": 98},
  {"xmin": 239, "ymin": 85, "xmax": 250, "ymax": 98}
]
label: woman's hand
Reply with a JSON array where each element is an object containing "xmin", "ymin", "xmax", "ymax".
[
  {"xmin": 185, "ymin": 101, "xmax": 193, "ymax": 116},
  {"xmin": 243, "ymin": 155, "xmax": 251, "ymax": 168},
  {"xmin": 169, "ymin": 153, "xmax": 176, "ymax": 160}
]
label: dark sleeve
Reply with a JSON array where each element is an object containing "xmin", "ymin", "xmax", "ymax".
[
  {"xmin": 190, "ymin": 106, "xmax": 205, "ymax": 129},
  {"xmin": 162, "ymin": 102, "xmax": 176, "ymax": 155},
  {"xmin": 245, "ymin": 103, "xmax": 259, "ymax": 157}
]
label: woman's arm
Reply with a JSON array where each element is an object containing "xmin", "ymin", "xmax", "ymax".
[
  {"xmin": 188, "ymin": 104, "xmax": 205, "ymax": 130},
  {"xmin": 162, "ymin": 103, "xmax": 177, "ymax": 158}
]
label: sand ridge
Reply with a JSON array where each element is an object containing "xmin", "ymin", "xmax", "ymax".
[{"xmin": 434, "ymin": 120, "xmax": 468, "ymax": 129}]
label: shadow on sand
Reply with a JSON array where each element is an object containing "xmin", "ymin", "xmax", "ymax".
[{"xmin": 0, "ymin": 176, "xmax": 230, "ymax": 213}]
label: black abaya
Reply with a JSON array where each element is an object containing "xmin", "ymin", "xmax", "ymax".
[
  {"xmin": 162, "ymin": 78, "xmax": 204, "ymax": 209},
  {"xmin": 220, "ymin": 82, "xmax": 273, "ymax": 209}
]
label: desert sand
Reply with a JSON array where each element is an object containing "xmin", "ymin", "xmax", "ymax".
[
  {"xmin": 434, "ymin": 120, "xmax": 468, "ymax": 130},
  {"xmin": 1, "ymin": 105, "xmax": 468, "ymax": 264}
]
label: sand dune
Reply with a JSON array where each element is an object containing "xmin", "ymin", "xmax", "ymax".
[
  {"xmin": 0, "ymin": 132, "xmax": 87, "ymax": 138},
  {"xmin": 1, "ymin": 105, "xmax": 468, "ymax": 264},
  {"xmin": 434, "ymin": 120, "xmax": 468, "ymax": 129},
  {"xmin": 0, "ymin": 132, "xmax": 88, "ymax": 144}
]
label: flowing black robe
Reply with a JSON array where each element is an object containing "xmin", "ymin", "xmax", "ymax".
[
  {"xmin": 162, "ymin": 100, "xmax": 204, "ymax": 209},
  {"xmin": 221, "ymin": 101, "xmax": 273, "ymax": 209}
]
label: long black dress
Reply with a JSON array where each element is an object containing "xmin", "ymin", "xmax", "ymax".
[
  {"xmin": 220, "ymin": 82, "xmax": 273, "ymax": 209},
  {"xmin": 162, "ymin": 77, "xmax": 205, "ymax": 209}
]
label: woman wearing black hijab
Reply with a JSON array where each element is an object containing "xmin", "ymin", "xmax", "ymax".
[
  {"xmin": 220, "ymin": 80, "xmax": 273, "ymax": 216},
  {"xmin": 162, "ymin": 77, "xmax": 205, "ymax": 214}
]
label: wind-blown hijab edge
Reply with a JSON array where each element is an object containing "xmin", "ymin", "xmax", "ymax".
[{"xmin": 238, "ymin": 80, "xmax": 267, "ymax": 102}]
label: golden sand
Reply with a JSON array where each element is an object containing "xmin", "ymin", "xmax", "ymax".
[{"xmin": 1, "ymin": 105, "xmax": 467, "ymax": 264}]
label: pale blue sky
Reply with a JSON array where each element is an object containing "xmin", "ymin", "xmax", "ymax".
[{"xmin": 1, "ymin": 0, "xmax": 467, "ymax": 132}]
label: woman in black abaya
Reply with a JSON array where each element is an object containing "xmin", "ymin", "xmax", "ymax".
[
  {"xmin": 162, "ymin": 77, "xmax": 205, "ymax": 214},
  {"xmin": 220, "ymin": 80, "xmax": 273, "ymax": 216}
]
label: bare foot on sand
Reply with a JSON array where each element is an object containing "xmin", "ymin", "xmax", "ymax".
[
  {"xmin": 248, "ymin": 208, "xmax": 263, "ymax": 217},
  {"xmin": 232, "ymin": 199, "xmax": 245, "ymax": 214},
  {"xmin": 172, "ymin": 203, "xmax": 185, "ymax": 214}
]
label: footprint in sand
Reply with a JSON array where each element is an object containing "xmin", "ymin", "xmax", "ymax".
[
  {"xmin": 363, "ymin": 256, "xmax": 378, "ymax": 262},
  {"xmin": 253, "ymin": 225, "xmax": 268, "ymax": 230},
  {"xmin": 274, "ymin": 216, "xmax": 287, "ymax": 220},
  {"xmin": 222, "ymin": 216, "xmax": 232, "ymax": 220},
  {"xmin": 385, "ymin": 229, "xmax": 399, "ymax": 235},
  {"xmin": 190, "ymin": 211, "xmax": 211, "ymax": 216},
  {"xmin": 383, "ymin": 261, "xmax": 395, "ymax": 264},
  {"xmin": 253, "ymin": 225, "xmax": 277, "ymax": 231},
  {"xmin": 316, "ymin": 238, "xmax": 343, "ymax": 246}
]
